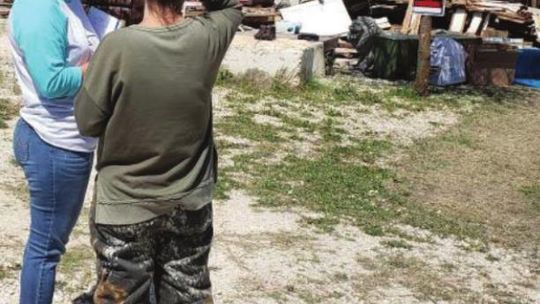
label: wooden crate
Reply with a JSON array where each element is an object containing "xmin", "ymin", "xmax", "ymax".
[{"xmin": 469, "ymin": 45, "xmax": 519, "ymax": 87}]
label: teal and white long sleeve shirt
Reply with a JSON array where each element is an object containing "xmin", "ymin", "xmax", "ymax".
[{"xmin": 9, "ymin": 0, "xmax": 100, "ymax": 152}]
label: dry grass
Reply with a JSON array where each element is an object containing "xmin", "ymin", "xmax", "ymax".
[{"xmin": 394, "ymin": 100, "xmax": 540, "ymax": 250}]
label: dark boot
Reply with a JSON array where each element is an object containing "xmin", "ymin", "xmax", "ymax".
[
  {"xmin": 255, "ymin": 25, "xmax": 266, "ymax": 40},
  {"xmin": 261, "ymin": 25, "xmax": 276, "ymax": 41},
  {"xmin": 267, "ymin": 24, "xmax": 276, "ymax": 40}
]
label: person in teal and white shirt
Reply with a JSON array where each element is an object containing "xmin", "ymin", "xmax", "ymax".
[{"xmin": 9, "ymin": 0, "xmax": 99, "ymax": 303}]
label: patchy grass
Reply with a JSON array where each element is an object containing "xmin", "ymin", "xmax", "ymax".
[
  {"xmin": 254, "ymin": 143, "xmax": 394, "ymax": 235},
  {"xmin": 0, "ymin": 67, "xmax": 18, "ymax": 128},
  {"xmin": 0, "ymin": 98, "xmax": 17, "ymax": 128},
  {"xmin": 216, "ymin": 112, "xmax": 284, "ymax": 143},
  {"xmin": 12, "ymin": 82, "xmax": 21, "ymax": 96},
  {"xmin": 520, "ymin": 184, "xmax": 540, "ymax": 211},
  {"xmin": 0, "ymin": 263, "xmax": 21, "ymax": 281},
  {"xmin": 354, "ymin": 254, "xmax": 467, "ymax": 301},
  {"xmin": 0, "ymin": 179, "xmax": 28, "ymax": 201},
  {"xmin": 354, "ymin": 252, "xmax": 528, "ymax": 302},
  {"xmin": 217, "ymin": 70, "xmax": 533, "ymax": 112},
  {"xmin": 215, "ymin": 167, "xmax": 238, "ymax": 201},
  {"xmin": 58, "ymin": 246, "xmax": 94, "ymax": 273},
  {"xmin": 215, "ymin": 72, "xmax": 540, "ymax": 248},
  {"xmin": 395, "ymin": 101, "xmax": 540, "ymax": 249},
  {"xmin": 218, "ymin": 69, "xmax": 407, "ymax": 111}
]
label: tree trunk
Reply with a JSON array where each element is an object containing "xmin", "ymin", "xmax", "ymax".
[{"xmin": 414, "ymin": 16, "xmax": 432, "ymax": 96}]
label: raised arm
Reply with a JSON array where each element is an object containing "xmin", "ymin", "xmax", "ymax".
[
  {"xmin": 11, "ymin": 1, "xmax": 82, "ymax": 99},
  {"xmin": 200, "ymin": 0, "xmax": 243, "ymax": 64}
]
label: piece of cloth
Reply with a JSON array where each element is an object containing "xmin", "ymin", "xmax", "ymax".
[
  {"xmin": 13, "ymin": 118, "xmax": 93, "ymax": 304},
  {"xmin": 74, "ymin": 0, "xmax": 243, "ymax": 225},
  {"xmin": 9, "ymin": 0, "xmax": 99, "ymax": 153},
  {"xmin": 514, "ymin": 48, "xmax": 540, "ymax": 89},
  {"xmin": 90, "ymin": 204, "xmax": 214, "ymax": 304},
  {"xmin": 429, "ymin": 37, "xmax": 467, "ymax": 86},
  {"xmin": 348, "ymin": 16, "xmax": 381, "ymax": 72}
]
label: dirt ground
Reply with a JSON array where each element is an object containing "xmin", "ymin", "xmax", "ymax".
[{"xmin": 0, "ymin": 22, "xmax": 538, "ymax": 303}]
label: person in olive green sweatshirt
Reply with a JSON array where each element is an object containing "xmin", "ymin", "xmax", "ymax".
[{"xmin": 74, "ymin": 0, "xmax": 242, "ymax": 302}]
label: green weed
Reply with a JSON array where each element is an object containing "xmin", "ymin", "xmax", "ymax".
[
  {"xmin": 253, "ymin": 144, "xmax": 395, "ymax": 234},
  {"xmin": 520, "ymin": 184, "xmax": 540, "ymax": 211},
  {"xmin": 0, "ymin": 98, "xmax": 17, "ymax": 129},
  {"xmin": 58, "ymin": 247, "xmax": 94, "ymax": 273}
]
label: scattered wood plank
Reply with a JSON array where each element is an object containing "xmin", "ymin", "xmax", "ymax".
[
  {"xmin": 481, "ymin": 27, "xmax": 509, "ymax": 38},
  {"xmin": 481, "ymin": 13, "xmax": 491, "ymax": 32},
  {"xmin": 450, "ymin": 8, "xmax": 468, "ymax": 33},
  {"xmin": 410, "ymin": 13, "xmax": 422, "ymax": 35},
  {"xmin": 466, "ymin": 12, "xmax": 484, "ymax": 35},
  {"xmin": 401, "ymin": 0, "xmax": 414, "ymax": 34},
  {"xmin": 242, "ymin": 7, "xmax": 277, "ymax": 23},
  {"xmin": 335, "ymin": 47, "xmax": 358, "ymax": 59},
  {"xmin": 242, "ymin": 7, "xmax": 276, "ymax": 18}
]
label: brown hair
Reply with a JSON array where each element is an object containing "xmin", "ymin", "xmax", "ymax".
[{"xmin": 147, "ymin": 0, "xmax": 185, "ymax": 15}]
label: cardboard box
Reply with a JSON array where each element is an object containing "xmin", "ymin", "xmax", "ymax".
[{"xmin": 469, "ymin": 45, "xmax": 519, "ymax": 87}]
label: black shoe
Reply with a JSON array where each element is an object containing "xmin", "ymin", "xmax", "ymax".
[
  {"xmin": 255, "ymin": 25, "xmax": 266, "ymax": 40},
  {"xmin": 261, "ymin": 25, "xmax": 276, "ymax": 41}
]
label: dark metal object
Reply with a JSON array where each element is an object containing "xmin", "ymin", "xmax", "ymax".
[
  {"xmin": 255, "ymin": 24, "xmax": 277, "ymax": 41},
  {"xmin": 83, "ymin": 0, "xmax": 144, "ymax": 25}
]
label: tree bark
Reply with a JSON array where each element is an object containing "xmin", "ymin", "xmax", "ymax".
[{"xmin": 414, "ymin": 16, "xmax": 432, "ymax": 96}]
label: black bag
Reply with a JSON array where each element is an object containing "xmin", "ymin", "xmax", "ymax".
[{"xmin": 347, "ymin": 17, "xmax": 382, "ymax": 73}]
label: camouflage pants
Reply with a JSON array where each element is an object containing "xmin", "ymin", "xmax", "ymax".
[{"xmin": 89, "ymin": 204, "xmax": 214, "ymax": 304}]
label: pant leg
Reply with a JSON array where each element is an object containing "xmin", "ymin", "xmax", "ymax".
[
  {"xmin": 91, "ymin": 218, "xmax": 157, "ymax": 304},
  {"xmin": 155, "ymin": 204, "xmax": 214, "ymax": 304},
  {"xmin": 14, "ymin": 119, "xmax": 93, "ymax": 304}
]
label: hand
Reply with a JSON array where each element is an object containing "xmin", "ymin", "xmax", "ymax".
[{"xmin": 81, "ymin": 62, "xmax": 90, "ymax": 78}]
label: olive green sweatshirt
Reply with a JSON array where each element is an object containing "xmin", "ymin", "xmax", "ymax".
[{"xmin": 75, "ymin": 0, "xmax": 242, "ymax": 225}]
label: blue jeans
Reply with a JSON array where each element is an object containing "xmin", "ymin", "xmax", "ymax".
[{"xmin": 13, "ymin": 119, "xmax": 93, "ymax": 304}]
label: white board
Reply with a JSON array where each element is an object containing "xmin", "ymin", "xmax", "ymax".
[
  {"xmin": 280, "ymin": 0, "xmax": 352, "ymax": 37},
  {"xmin": 449, "ymin": 8, "xmax": 467, "ymax": 33},
  {"xmin": 466, "ymin": 12, "xmax": 484, "ymax": 35}
]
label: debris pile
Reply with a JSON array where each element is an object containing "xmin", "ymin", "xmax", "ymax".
[
  {"xmin": 346, "ymin": 0, "xmax": 537, "ymax": 42},
  {"xmin": 447, "ymin": 1, "xmax": 535, "ymax": 43},
  {"xmin": 0, "ymin": 0, "xmax": 538, "ymax": 87}
]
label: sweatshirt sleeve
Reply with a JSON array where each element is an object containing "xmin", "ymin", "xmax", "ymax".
[
  {"xmin": 201, "ymin": 0, "xmax": 243, "ymax": 60},
  {"xmin": 75, "ymin": 35, "xmax": 120, "ymax": 138},
  {"xmin": 11, "ymin": 1, "xmax": 82, "ymax": 99}
]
